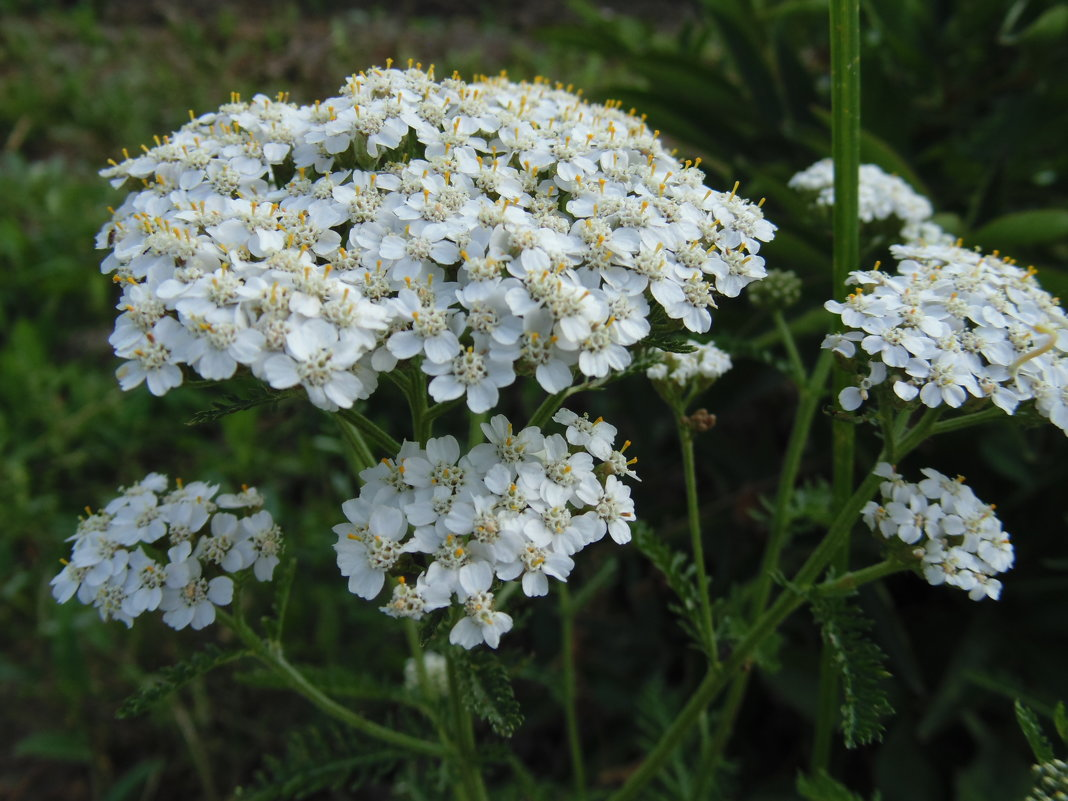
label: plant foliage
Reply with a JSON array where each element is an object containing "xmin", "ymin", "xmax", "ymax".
[
  {"xmin": 810, "ymin": 593, "xmax": 893, "ymax": 748},
  {"xmin": 116, "ymin": 644, "xmax": 250, "ymax": 719},
  {"xmin": 453, "ymin": 649, "xmax": 523, "ymax": 738}
]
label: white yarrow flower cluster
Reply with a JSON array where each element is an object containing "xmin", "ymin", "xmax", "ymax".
[
  {"xmin": 646, "ymin": 339, "xmax": 732, "ymax": 386},
  {"xmin": 823, "ymin": 240, "xmax": 1068, "ymax": 434},
  {"xmin": 789, "ymin": 158, "xmax": 933, "ymax": 230},
  {"xmin": 52, "ymin": 475, "xmax": 283, "ymax": 629},
  {"xmin": 333, "ymin": 410, "xmax": 638, "ymax": 648},
  {"xmin": 861, "ymin": 463, "xmax": 1013, "ymax": 600},
  {"xmin": 96, "ymin": 64, "xmax": 775, "ymax": 412}
]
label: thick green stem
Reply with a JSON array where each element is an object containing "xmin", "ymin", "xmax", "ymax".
[
  {"xmin": 677, "ymin": 417, "xmax": 718, "ymax": 662},
  {"xmin": 818, "ymin": 0, "xmax": 862, "ymax": 772},
  {"xmin": 559, "ymin": 584, "xmax": 587, "ymax": 799}
]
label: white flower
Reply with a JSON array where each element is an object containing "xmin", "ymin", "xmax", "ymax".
[
  {"xmin": 449, "ymin": 590, "xmax": 513, "ymax": 649},
  {"xmin": 334, "ymin": 503, "xmax": 408, "ymax": 599},
  {"xmin": 161, "ymin": 556, "xmax": 233, "ymax": 630},
  {"xmin": 97, "ymin": 65, "xmax": 775, "ymax": 411}
]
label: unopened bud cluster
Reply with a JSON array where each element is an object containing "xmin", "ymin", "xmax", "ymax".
[
  {"xmin": 53, "ymin": 474, "xmax": 282, "ymax": 629},
  {"xmin": 1027, "ymin": 760, "xmax": 1068, "ymax": 801},
  {"xmin": 333, "ymin": 410, "xmax": 638, "ymax": 648},
  {"xmin": 646, "ymin": 339, "xmax": 732, "ymax": 389},
  {"xmin": 861, "ymin": 463, "xmax": 1012, "ymax": 600},
  {"xmin": 747, "ymin": 268, "xmax": 802, "ymax": 311}
]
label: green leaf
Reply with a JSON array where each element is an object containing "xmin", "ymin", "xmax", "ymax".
[
  {"xmin": 186, "ymin": 380, "xmax": 299, "ymax": 425},
  {"xmin": 101, "ymin": 759, "xmax": 166, "ymax": 801},
  {"xmin": 1001, "ymin": 4, "xmax": 1068, "ymax": 46},
  {"xmin": 810, "ymin": 107, "xmax": 931, "ymax": 198},
  {"xmin": 13, "ymin": 730, "xmax": 92, "ymax": 762},
  {"xmin": 797, "ymin": 770, "xmax": 869, "ymax": 801},
  {"xmin": 117, "ymin": 645, "xmax": 250, "ymax": 718},
  {"xmin": 632, "ymin": 523, "xmax": 707, "ymax": 652},
  {"xmin": 453, "ymin": 650, "xmax": 523, "ymax": 737},
  {"xmin": 968, "ymin": 210, "xmax": 1068, "ymax": 252},
  {"xmin": 811, "ymin": 593, "xmax": 894, "ymax": 748},
  {"xmin": 1055, "ymin": 701, "xmax": 1068, "ymax": 747},
  {"xmin": 1016, "ymin": 700, "xmax": 1056, "ymax": 764},
  {"xmin": 234, "ymin": 724, "xmax": 401, "ymax": 800}
]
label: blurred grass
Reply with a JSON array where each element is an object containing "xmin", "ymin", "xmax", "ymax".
[{"xmin": 2, "ymin": 2, "xmax": 1067, "ymax": 800}]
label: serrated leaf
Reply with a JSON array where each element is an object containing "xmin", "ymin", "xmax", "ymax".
[
  {"xmin": 234, "ymin": 724, "xmax": 400, "ymax": 800},
  {"xmin": 1016, "ymin": 700, "xmax": 1056, "ymax": 763},
  {"xmin": 632, "ymin": 523, "xmax": 708, "ymax": 652},
  {"xmin": 811, "ymin": 594, "xmax": 894, "ymax": 748},
  {"xmin": 117, "ymin": 645, "xmax": 250, "ymax": 719},
  {"xmin": 454, "ymin": 650, "xmax": 523, "ymax": 737},
  {"xmin": 186, "ymin": 381, "xmax": 299, "ymax": 425}
]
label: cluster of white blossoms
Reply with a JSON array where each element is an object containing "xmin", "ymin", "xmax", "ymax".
[
  {"xmin": 789, "ymin": 158, "xmax": 933, "ymax": 232},
  {"xmin": 333, "ymin": 409, "xmax": 638, "ymax": 649},
  {"xmin": 646, "ymin": 340, "xmax": 732, "ymax": 386},
  {"xmin": 861, "ymin": 463, "xmax": 1013, "ymax": 601},
  {"xmin": 96, "ymin": 63, "xmax": 774, "ymax": 412},
  {"xmin": 823, "ymin": 240, "xmax": 1068, "ymax": 434},
  {"xmin": 52, "ymin": 474, "xmax": 282, "ymax": 630}
]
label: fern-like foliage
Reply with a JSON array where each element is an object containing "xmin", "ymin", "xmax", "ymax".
[
  {"xmin": 453, "ymin": 649, "xmax": 523, "ymax": 737},
  {"xmin": 810, "ymin": 593, "xmax": 894, "ymax": 748},
  {"xmin": 186, "ymin": 379, "xmax": 299, "ymax": 425},
  {"xmin": 233, "ymin": 723, "xmax": 402, "ymax": 800},
  {"xmin": 117, "ymin": 644, "xmax": 250, "ymax": 718},
  {"xmin": 632, "ymin": 523, "xmax": 708, "ymax": 654}
]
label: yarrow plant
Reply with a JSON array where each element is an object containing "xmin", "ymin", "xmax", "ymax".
[
  {"xmin": 52, "ymin": 41, "xmax": 1066, "ymax": 801},
  {"xmin": 52, "ymin": 475, "xmax": 281, "ymax": 629}
]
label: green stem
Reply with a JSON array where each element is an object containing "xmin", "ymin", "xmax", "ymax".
[
  {"xmin": 406, "ymin": 369, "xmax": 432, "ymax": 444},
  {"xmin": 818, "ymin": 0, "xmax": 862, "ymax": 772},
  {"xmin": 607, "ymin": 465, "xmax": 889, "ymax": 801},
  {"xmin": 337, "ymin": 407, "xmax": 402, "ymax": 455},
  {"xmin": 753, "ymin": 348, "xmax": 834, "ymax": 616},
  {"xmin": 336, "ymin": 416, "xmax": 377, "ymax": 474},
  {"xmin": 677, "ymin": 416, "xmax": 718, "ymax": 662},
  {"xmin": 219, "ymin": 612, "xmax": 446, "ymax": 757},
  {"xmin": 708, "ymin": 350, "xmax": 833, "ymax": 775},
  {"xmin": 929, "ymin": 405, "xmax": 1004, "ymax": 437},
  {"xmin": 773, "ymin": 310, "xmax": 807, "ymax": 385},
  {"xmin": 446, "ymin": 651, "xmax": 490, "ymax": 801},
  {"xmin": 525, "ymin": 375, "xmax": 612, "ymax": 430},
  {"xmin": 559, "ymin": 584, "xmax": 587, "ymax": 799}
]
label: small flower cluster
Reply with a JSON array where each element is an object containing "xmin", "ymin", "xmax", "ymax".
[
  {"xmin": 333, "ymin": 410, "xmax": 638, "ymax": 648},
  {"xmin": 861, "ymin": 463, "xmax": 1013, "ymax": 600},
  {"xmin": 52, "ymin": 474, "xmax": 282, "ymax": 629},
  {"xmin": 789, "ymin": 158, "xmax": 933, "ymax": 231},
  {"xmin": 1026, "ymin": 760, "xmax": 1068, "ymax": 801},
  {"xmin": 823, "ymin": 240, "xmax": 1068, "ymax": 434},
  {"xmin": 646, "ymin": 340, "xmax": 732, "ymax": 387},
  {"xmin": 97, "ymin": 63, "xmax": 774, "ymax": 412}
]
